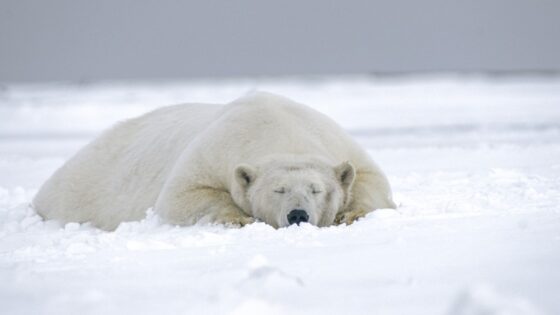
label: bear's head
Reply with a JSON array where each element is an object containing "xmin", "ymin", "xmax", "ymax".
[{"xmin": 231, "ymin": 159, "xmax": 355, "ymax": 228}]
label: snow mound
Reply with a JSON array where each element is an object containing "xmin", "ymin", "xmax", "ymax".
[{"xmin": 448, "ymin": 286, "xmax": 543, "ymax": 315}]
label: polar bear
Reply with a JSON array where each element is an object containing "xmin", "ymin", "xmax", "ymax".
[{"xmin": 33, "ymin": 92, "xmax": 395, "ymax": 230}]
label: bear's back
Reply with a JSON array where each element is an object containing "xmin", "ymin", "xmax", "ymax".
[
  {"xmin": 218, "ymin": 92, "xmax": 368, "ymax": 162},
  {"xmin": 178, "ymin": 92, "xmax": 376, "ymax": 189}
]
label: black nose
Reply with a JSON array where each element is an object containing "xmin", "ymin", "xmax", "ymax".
[{"xmin": 287, "ymin": 209, "xmax": 309, "ymax": 225}]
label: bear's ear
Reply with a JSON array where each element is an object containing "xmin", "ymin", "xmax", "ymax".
[
  {"xmin": 334, "ymin": 161, "xmax": 356, "ymax": 190},
  {"xmin": 234, "ymin": 164, "xmax": 257, "ymax": 189}
]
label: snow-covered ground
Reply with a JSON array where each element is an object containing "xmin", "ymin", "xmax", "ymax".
[{"xmin": 1, "ymin": 75, "xmax": 559, "ymax": 315}]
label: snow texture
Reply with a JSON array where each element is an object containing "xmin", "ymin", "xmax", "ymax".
[{"xmin": 1, "ymin": 75, "xmax": 559, "ymax": 314}]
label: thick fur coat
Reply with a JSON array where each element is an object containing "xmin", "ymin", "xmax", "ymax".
[{"xmin": 33, "ymin": 92, "xmax": 395, "ymax": 230}]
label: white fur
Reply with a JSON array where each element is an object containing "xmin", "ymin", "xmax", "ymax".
[{"xmin": 33, "ymin": 92, "xmax": 396, "ymax": 230}]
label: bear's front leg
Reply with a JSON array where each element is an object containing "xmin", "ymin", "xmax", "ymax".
[
  {"xmin": 334, "ymin": 208, "xmax": 370, "ymax": 225},
  {"xmin": 155, "ymin": 186, "xmax": 254, "ymax": 227}
]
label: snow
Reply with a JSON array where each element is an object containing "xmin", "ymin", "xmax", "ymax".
[{"xmin": 1, "ymin": 75, "xmax": 560, "ymax": 314}]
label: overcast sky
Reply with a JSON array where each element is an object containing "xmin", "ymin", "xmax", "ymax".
[{"xmin": 1, "ymin": 0, "xmax": 559, "ymax": 83}]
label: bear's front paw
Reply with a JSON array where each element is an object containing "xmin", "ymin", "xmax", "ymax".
[
  {"xmin": 216, "ymin": 212, "xmax": 256, "ymax": 227},
  {"xmin": 335, "ymin": 209, "xmax": 369, "ymax": 225}
]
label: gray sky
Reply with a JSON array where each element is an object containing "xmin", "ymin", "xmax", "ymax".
[{"xmin": 1, "ymin": 0, "xmax": 559, "ymax": 83}]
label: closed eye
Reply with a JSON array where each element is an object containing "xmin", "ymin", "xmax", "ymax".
[
  {"xmin": 310, "ymin": 184, "xmax": 322, "ymax": 194},
  {"xmin": 274, "ymin": 188, "xmax": 286, "ymax": 194}
]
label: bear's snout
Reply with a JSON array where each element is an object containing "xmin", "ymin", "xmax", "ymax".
[{"xmin": 287, "ymin": 209, "xmax": 309, "ymax": 225}]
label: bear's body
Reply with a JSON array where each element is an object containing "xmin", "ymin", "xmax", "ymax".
[{"xmin": 33, "ymin": 92, "xmax": 395, "ymax": 230}]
